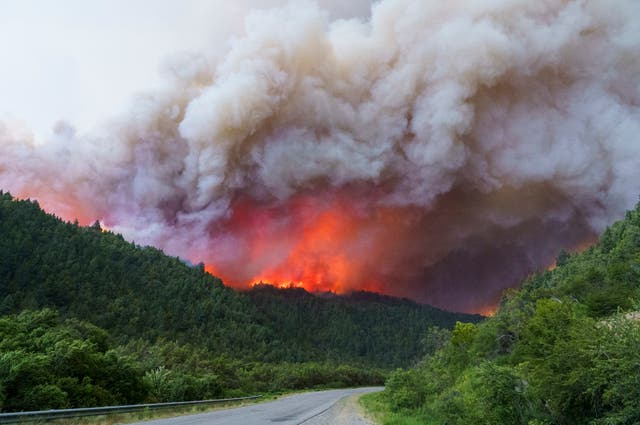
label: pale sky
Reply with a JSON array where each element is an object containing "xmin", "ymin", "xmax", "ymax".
[
  {"xmin": 0, "ymin": 0, "xmax": 231, "ymax": 139},
  {"xmin": 0, "ymin": 0, "xmax": 372, "ymax": 141}
]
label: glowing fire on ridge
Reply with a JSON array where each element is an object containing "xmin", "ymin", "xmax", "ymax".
[
  {"xmin": 16, "ymin": 185, "xmax": 400, "ymax": 297},
  {"xmin": 9, "ymin": 187, "xmax": 600, "ymax": 314},
  {"xmin": 204, "ymin": 192, "xmax": 399, "ymax": 295},
  {"xmin": 545, "ymin": 239, "xmax": 597, "ymax": 272}
]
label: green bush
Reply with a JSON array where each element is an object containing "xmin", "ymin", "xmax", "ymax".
[
  {"xmin": 385, "ymin": 369, "xmax": 424, "ymax": 411},
  {"xmin": 0, "ymin": 310, "xmax": 145, "ymax": 411}
]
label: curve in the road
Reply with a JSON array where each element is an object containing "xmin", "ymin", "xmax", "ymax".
[{"xmin": 129, "ymin": 387, "xmax": 383, "ymax": 425}]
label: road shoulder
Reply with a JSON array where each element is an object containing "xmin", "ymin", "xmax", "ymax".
[{"xmin": 303, "ymin": 393, "xmax": 376, "ymax": 425}]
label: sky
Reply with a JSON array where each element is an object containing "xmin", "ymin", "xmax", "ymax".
[
  {"xmin": 0, "ymin": 0, "xmax": 220, "ymax": 139},
  {"xmin": 0, "ymin": 0, "xmax": 374, "ymax": 140}
]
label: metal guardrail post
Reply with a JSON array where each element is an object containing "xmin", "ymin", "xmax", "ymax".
[{"xmin": 0, "ymin": 395, "xmax": 262, "ymax": 423}]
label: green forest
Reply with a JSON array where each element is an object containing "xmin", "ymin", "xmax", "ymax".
[
  {"xmin": 367, "ymin": 201, "xmax": 640, "ymax": 424},
  {"xmin": 0, "ymin": 191, "xmax": 480, "ymax": 412}
]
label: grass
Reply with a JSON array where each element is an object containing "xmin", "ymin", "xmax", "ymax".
[{"xmin": 359, "ymin": 392, "xmax": 437, "ymax": 425}]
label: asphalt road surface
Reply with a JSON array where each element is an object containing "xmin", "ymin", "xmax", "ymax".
[{"xmin": 130, "ymin": 387, "xmax": 383, "ymax": 425}]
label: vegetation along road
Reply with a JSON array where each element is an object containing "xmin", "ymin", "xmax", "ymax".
[{"xmin": 129, "ymin": 387, "xmax": 382, "ymax": 425}]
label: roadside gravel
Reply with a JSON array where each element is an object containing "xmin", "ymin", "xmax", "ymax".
[{"xmin": 302, "ymin": 393, "xmax": 376, "ymax": 425}]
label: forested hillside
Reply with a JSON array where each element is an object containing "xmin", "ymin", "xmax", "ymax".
[
  {"xmin": 370, "ymin": 201, "xmax": 640, "ymax": 424},
  {"xmin": 0, "ymin": 191, "xmax": 479, "ymax": 411}
]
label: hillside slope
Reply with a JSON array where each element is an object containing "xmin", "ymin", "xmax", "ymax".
[
  {"xmin": 0, "ymin": 191, "xmax": 479, "ymax": 366},
  {"xmin": 0, "ymin": 191, "xmax": 480, "ymax": 411},
  {"xmin": 374, "ymin": 201, "xmax": 640, "ymax": 424}
]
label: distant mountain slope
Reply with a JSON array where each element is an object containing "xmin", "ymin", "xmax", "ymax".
[{"xmin": 0, "ymin": 191, "xmax": 480, "ymax": 368}]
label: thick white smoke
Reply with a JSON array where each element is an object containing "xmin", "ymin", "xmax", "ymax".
[{"xmin": 1, "ymin": 0, "xmax": 639, "ymax": 312}]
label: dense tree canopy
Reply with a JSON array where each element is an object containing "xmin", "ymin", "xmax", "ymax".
[
  {"xmin": 0, "ymin": 309, "xmax": 146, "ymax": 411},
  {"xmin": 0, "ymin": 191, "xmax": 479, "ymax": 411}
]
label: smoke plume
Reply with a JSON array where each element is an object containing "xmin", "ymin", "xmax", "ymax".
[{"xmin": 1, "ymin": 0, "xmax": 639, "ymax": 313}]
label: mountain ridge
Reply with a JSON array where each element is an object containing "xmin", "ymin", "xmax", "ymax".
[{"xmin": 0, "ymin": 190, "xmax": 481, "ymax": 411}]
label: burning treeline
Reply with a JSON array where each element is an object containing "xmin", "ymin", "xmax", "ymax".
[{"xmin": 1, "ymin": 0, "xmax": 639, "ymax": 313}]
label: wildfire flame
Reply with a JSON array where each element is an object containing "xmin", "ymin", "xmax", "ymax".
[
  {"xmin": 545, "ymin": 239, "xmax": 597, "ymax": 272},
  {"xmin": 203, "ymin": 191, "xmax": 402, "ymax": 295}
]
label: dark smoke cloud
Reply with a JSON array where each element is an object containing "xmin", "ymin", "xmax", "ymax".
[{"xmin": 1, "ymin": 0, "xmax": 639, "ymax": 312}]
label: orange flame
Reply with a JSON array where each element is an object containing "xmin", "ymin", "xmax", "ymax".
[
  {"xmin": 247, "ymin": 208, "xmax": 368, "ymax": 293},
  {"xmin": 476, "ymin": 305, "xmax": 497, "ymax": 317},
  {"xmin": 202, "ymin": 192, "xmax": 408, "ymax": 295},
  {"xmin": 545, "ymin": 238, "xmax": 597, "ymax": 272},
  {"xmin": 12, "ymin": 187, "xmax": 98, "ymax": 226}
]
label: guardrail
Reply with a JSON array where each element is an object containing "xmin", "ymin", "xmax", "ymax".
[{"xmin": 0, "ymin": 395, "xmax": 262, "ymax": 423}]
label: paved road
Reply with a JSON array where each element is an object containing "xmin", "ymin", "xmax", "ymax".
[{"xmin": 130, "ymin": 387, "xmax": 383, "ymax": 425}]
